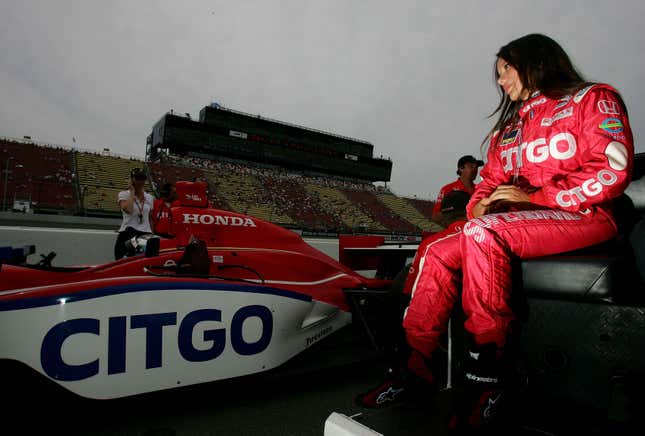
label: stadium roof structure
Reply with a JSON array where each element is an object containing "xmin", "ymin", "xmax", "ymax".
[{"xmin": 147, "ymin": 104, "xmax": 392, "ymax": 183}]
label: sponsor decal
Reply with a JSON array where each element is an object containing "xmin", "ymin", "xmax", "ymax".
[
  {"xmin": 344, "ymin": 153, "xmax": 358, "ymax": 161},
  {"xmin": 502, "ymin": 210, "xmax": 581, "ymax": 222},
  {"xmin": 229, "ymin": 130, "xmax": 248, "ymax": 139},
  {"xmin": 301, "ymin": 231, "xmax": 339, "ymax": 238},
  {"xmin": 376, "ymin": 386, "xmax": 405, "ymax": 404},
  {"xmin": 599, "ymin": 117, "xmax": 624, "ymax": 134},
  {"xmin": 555, "ymin": 169, "xmax": 619, "ymax": 208},
  {"xmin": 306, "ymin": 325, "xmax": 333, "ymax": 347},
  {"xmin": 553, "ymin": 107, "xmax": 574, "ymax": 122},
  {"xmin": 40, "ymin": 305, "xmax": 273, "ymax": 381},
  {"xmin": 483, "ymin": 393, "xmax": 502, "ymax": 420},
  {"xmin": 602, "ymin": 132, "xmax": 626, "ymax": 141},
  {"xmin": 540, "ymin": 107, "xmax": 574, "ymax": 127},
  {"xmin": 463, "ymin": 219, "xmax": 490, "ymax": 243},
  {"xmin": 554, "ymin": 95, "xmax": 572, "ymax": 110},
  {"xmin": 182, "ymin": 213, "xmax": 257, "ymax": 227},
  {"xmin": 573, "ymin": 84, "xmax": 595, "ymax": 103},
  {"xmin": 464, "ymin": 210, "xmax": 582, "ymax": 243},
  {"xmin": 500, "ymin": 132, "xmax": 577, "ymax": 172},
  {"xmin": 521, "ymin": 97, "xmax": 547, "ymax": 114},
  {"xmin": 384, "ymin": 234, "xmax": 422, "ymax": 242},
  {"xmin": 466, "ymin": 373, "xmax": 499, "ymax": 384},
  {"xmin": 605, "ymin": 141, "xmax": 629, "ymax": 171},
  {"xmin": 501, "ymin": 128, "xmax": 520, "ymax": 146},
  {"xmin": 598, "ymin": 99, "xmax": 620, "ymax": 115},
  {"xmin": 184, "ymin": 193, "xmax": 203, "ymax": 202}
]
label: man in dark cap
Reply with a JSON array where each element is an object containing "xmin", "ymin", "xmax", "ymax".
[{"xmin": 431, "ymin": 155, "xmax": 484, "ymax": 224}]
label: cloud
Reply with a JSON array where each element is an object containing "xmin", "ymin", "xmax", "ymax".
[{"xmin": 1, "ymin": 0, "xmax": 643, "ymax": 198}]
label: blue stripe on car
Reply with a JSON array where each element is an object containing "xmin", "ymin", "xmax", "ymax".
[{"xmin": 0, "ymin": 281, "xmax": 312, "ymax": 311}]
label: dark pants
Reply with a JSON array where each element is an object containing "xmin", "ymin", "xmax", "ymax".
[{"xmin": 114, "ymin": 227, "xmax": 149, "ymax": 260}]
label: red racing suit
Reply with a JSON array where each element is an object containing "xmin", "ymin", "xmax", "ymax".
[
  {"xmin": 402, "ymin": 220, "xmax": 466, "ymax": 295},
  {"xmin": 151, "ymin": 199, "xmax": 174, "ymax": 237},
  {"xmin": 403, "ymin": 84, "xmax": 634, "ymax": 356}
]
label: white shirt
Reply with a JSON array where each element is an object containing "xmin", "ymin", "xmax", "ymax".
[{"xmin": 117, "ymin": 190, "xmax": 154, "ymax": 233}]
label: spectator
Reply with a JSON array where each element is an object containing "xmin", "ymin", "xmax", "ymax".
[
  {"xmin": 431, "ymin": 155, "xmax": 483, "ymax": 224},
  {"xmin": 114, "ymin": 168, "xmax": 154, "ymax": 259}
]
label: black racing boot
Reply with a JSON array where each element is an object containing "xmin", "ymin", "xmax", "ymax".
[
  {"xmin": 354, "ymin": 366, "xmax": 409, "ymax": 409},
  {"xmin": 448, "ymin": 343, "xmax": 520, "ymax": 434},
  {"xmin": 355, "ymin": 345, "xmax": 436, "ymax": 409}
]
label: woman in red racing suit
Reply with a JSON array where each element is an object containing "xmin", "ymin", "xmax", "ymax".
[{"xmin": 363, "ymin": 34, "xmax": 634, "ymax": 430}]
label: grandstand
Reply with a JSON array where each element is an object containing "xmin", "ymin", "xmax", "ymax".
[
  {"xmin": 76, "ymin": 152, "xmax": 152, "ymax": 215},
  {"xmin": 1, "ymin": 123, "xmax": 440, "ymax": 235},
  {"xmin": 202, "ymin": 168, "xmax": 294, "ymax": 226},
  {"xmin": 376, "ymin": 192, "xmax": 443, "ymax": 233},
  {"xmin": 0, "ymin": 139, "xmax": 75, "ymax": 212},
  {"xmin": 305, "ymin": 183, "xmax": 387, "ymax": 233},
  {"xmin": 341, "ymin": 189, "xmax": 419, "ymax": 234},
  {"xmin": 260, "ymin": 175, "xmax": 342, "ymax": 231},
  {"xmin": 407, "ymin": 197, "xmax": 435, "ymax": 220}
]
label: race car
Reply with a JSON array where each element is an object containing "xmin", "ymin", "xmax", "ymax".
[{"xmin": 0, "ymin": 181, "xmax": 390, "ymax": 400}]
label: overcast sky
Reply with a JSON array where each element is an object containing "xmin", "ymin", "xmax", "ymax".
[{"xmin": 1, "ymin": 1, "xmax": 644, "ymax": 198}]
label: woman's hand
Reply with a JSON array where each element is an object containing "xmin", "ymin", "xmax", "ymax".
[
  {"xmin": 487, "ymin": 185, "xmax": 531, "ymax": 203},
  {"xmin": 121, "ymin": 179, "xmax": 136, "ymax": 214},
  {"xmin": 471, "ymin": 185, "xmax": 533, "ymax": 218},
  {"xmin": 471, "ymin": 197, "xmax": 492, "ymax": 218}
]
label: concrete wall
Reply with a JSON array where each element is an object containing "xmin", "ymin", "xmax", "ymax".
[{"xmin": 0, "ymin": 211, "xmax": 121, "ymax": 229}]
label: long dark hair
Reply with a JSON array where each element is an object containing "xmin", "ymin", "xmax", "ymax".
[{"xmin": 484, "ymin": 34, "xmax": 589, "ymax": 149}]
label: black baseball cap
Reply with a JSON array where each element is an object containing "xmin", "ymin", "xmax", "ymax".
[
  {"xmin": 457, "ymin": 155, "xmax": 484, "ymax": 168},
  {"xmin": 130, "ymin": 168, "xmax": 147, "ymax": 180}
]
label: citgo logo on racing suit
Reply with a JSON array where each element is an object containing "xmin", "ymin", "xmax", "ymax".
[
  {"xmin": 555, "ymin": 169, "xmax": 619, "ymax": 208},
  {"xmin": 40, "ymin": 305, "xmax": 272, "ymax": 381},
  {"xmin": 498, "ymin": 132, "xmax": 626, "ymax": 209},
  {"xmin": 499, "ymin": 132, "xmax": 577, "ymax": 172}
]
